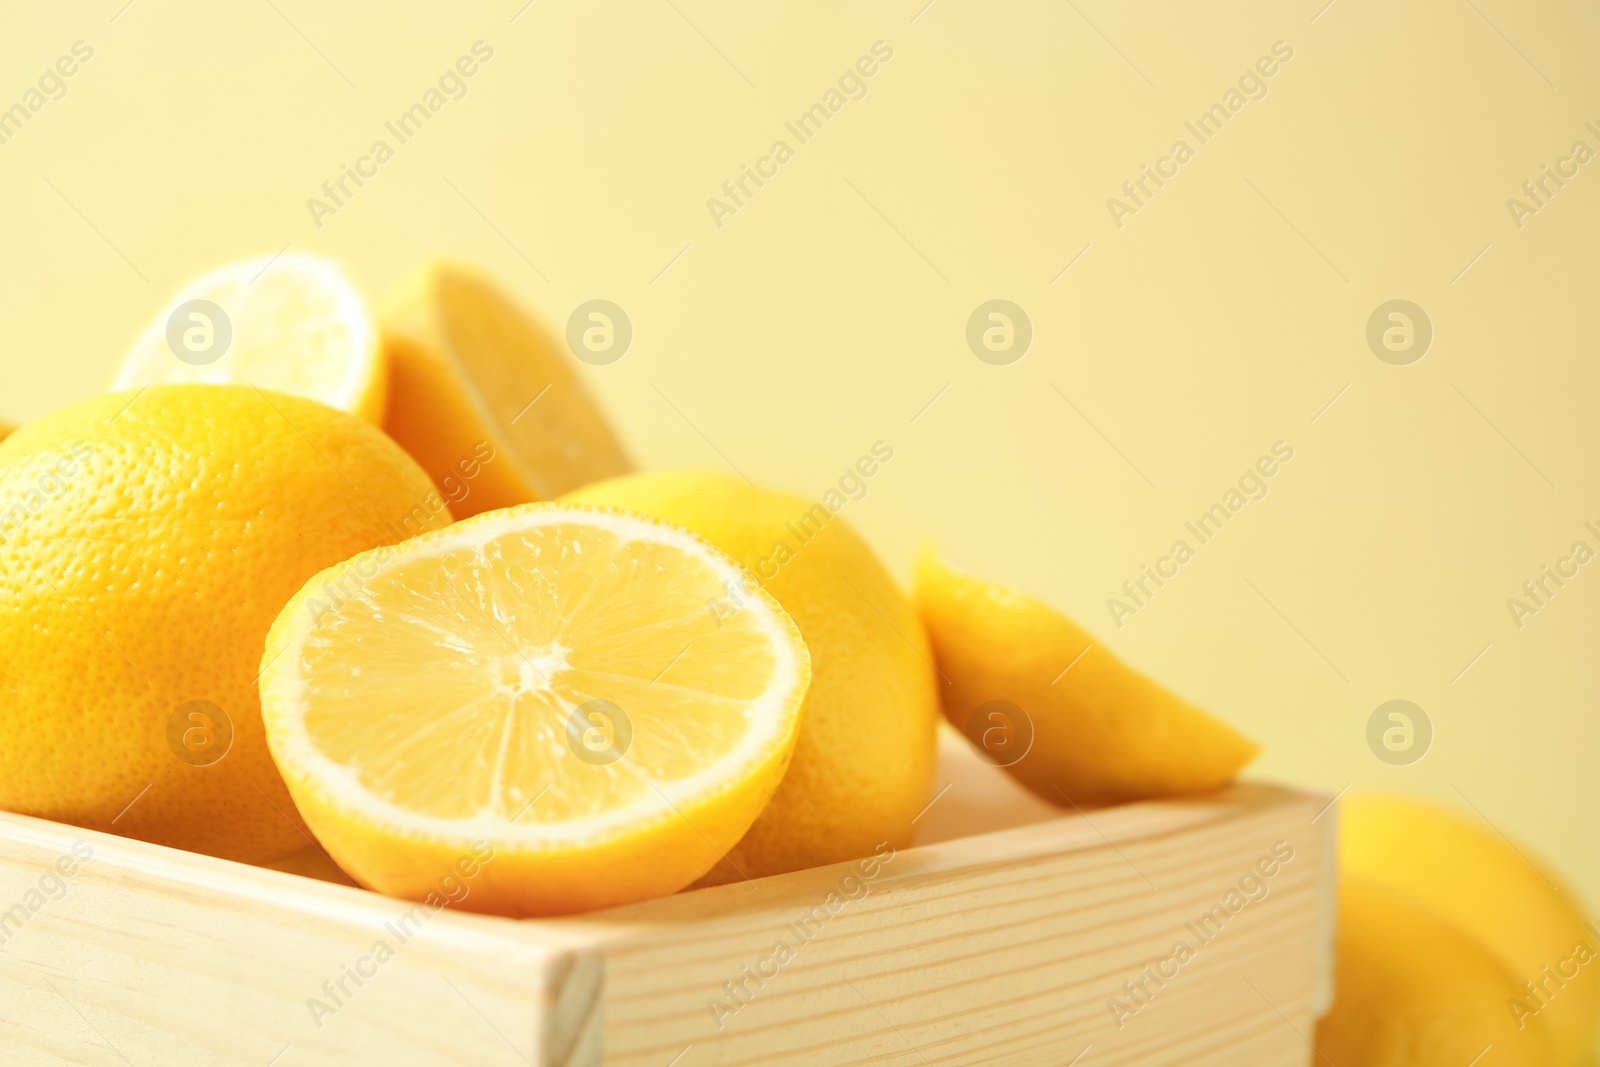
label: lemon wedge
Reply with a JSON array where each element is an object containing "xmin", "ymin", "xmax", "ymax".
[
  {"xmin": 260, "ymin": 503, "xmax": 810, "ymax": 916},
  {"xmin": 112, "ymin": 252, "xmax": 386, "ymax": 422},
  {"xmin": 379, "ymin": 260, "xmax": 633, "ymax": 517},
  {"xmin": 914, "ymin": 542, "xmax": 1257, "ymax": 806}
]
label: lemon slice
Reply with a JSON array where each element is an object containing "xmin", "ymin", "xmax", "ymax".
[
  {"xmin": 112, "ymin": 252, "xmax": 386, "ymax": 422},
  {"xmin": 260, "ymin": 503, "xmax": 810, "ymax": 916}
]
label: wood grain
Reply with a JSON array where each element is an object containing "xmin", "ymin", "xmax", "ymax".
[
  {"xmin": 566, "ymin": 774, "xmax": 1334, "ymax": 1066},
  {"xmin": 0, "ymin": 812, "xmax": 596, "ymax": 1066},
  {"xmin": 0, "ymin": 737, "xmax": 1333, "ymax": 1066}
]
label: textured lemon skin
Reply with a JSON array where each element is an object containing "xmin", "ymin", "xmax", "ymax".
[
  {"xmin": 380, "ymin": 260, "xmax": 632, "ymax": 518},
  {"xmin": 1342, "ymin": 795, "xmax": 1599, "ymax": 1065},
  {"xmin": 914, "ymin": 547, "xmax": 1257, "ymax": 806},
  {"xmin": 259, "ymin": 502, "xmax": 811, "ymax": 917},
  {"xmin": 1317, "ymin": 874, "xmax": 1558, "ymax": 1066},
  {"xmin": 0, "ymin": 386, "xmax": 450, "ymax": 863},
  {"xmin": 566, "ymin": 471, "xmax": 940, "ymax": 883}
]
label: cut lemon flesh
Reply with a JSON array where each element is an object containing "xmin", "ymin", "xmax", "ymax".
[
  {"xmin": 112, "ymin": 252, "xmax": 386, "ymax": 422},
  {"xmin": 260, "ymin": 503, "xmax": 809, "ymax": 916}
]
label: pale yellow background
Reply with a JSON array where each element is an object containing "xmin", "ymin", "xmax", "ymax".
[{"xmin": 3, "ymin": 0, "xmax": 1596, "ymax": 927}]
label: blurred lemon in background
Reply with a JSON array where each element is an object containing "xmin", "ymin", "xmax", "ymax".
[
  {"xmin": 1319, "ymin": 873, "xmax": 1558, "ymax": 1067},
  {"xmin": 110, "ymin": 252, "xmax": 386, "ymax": 423},
  {"xmin": 1334, "ymin": 794, "xmax": 1600, "ymax": 1065}
]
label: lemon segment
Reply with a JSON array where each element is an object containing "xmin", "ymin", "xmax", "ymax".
[
  {"xmin": 260, "ymin": 503, "xmax": 810, "ymax": 916},
  {"xmin": 913, "ymin": 541, "xmax": 1257, "ymax": 806},
  {"xmin": 111, "ymin": 252, "xmax": 386, "ymax": 422}
]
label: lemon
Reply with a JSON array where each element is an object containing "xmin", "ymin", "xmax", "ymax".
[
  {"xmin": 912, "ymin": 543, "xmax": 1257, "ymax": 805},
  {"xmin": 0, "ymin": 385, "xmax": 449, "ymax": 862},
  {"xmin": 1316, "ymin": 874, "xmax": 1558, "ymax": 1066},
  {"xmin": 1341, "ymin": 794, "xmax": 1600, "ymax": 1065},
  {"xmin": 565, "ymin": 471, "xmax": 940, "ymax": 883},
  {"xmin": 111, "ymin": 252, "xmax": 386, "ymax": 422},
  {"xmin": 0, "ymin": 419, "xmax": 13, "ymax": 441},
  {"xmin": 259, "ymin": 502, "xmax": 811, "ymax": 917},
  {"xmin": 380, "ymin": 260, "xmax": 633, "ymax": 518}
]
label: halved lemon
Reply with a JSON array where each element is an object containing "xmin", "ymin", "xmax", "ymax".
[
  {"xmin": 112, "ymin": 252, "xmax": 386, "ymax": 422},
  {"xmin": 259, "ymin": 503, "xmax": 810, "ymax": 916}
]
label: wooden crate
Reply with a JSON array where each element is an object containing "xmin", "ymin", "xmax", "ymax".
[{"xmin": 0, "ymin": 731, "xmax": 1335, "ymax": 1066}]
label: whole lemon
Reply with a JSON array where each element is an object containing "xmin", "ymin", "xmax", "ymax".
[
  {"xmin": 0, "ymin": 386, "xmax": 451, "ymax": 862},
  {"xmin": 1339, "ymin": 795, "xmax": 1600, "ymax": 1065},
  {"xmin": 566, "ymin": 470, "xmax": 940, "ymax": 882},
  {"xmin": 1317, "ymin": 874, "xmax": 1558, "ymax": 1066}
]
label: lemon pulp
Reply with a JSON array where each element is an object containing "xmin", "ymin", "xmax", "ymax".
[
  {"xmin": 261, "ymin": 503, "xmax": 810, "ymax": 914},
  {"xmin": 112, "ymin": 252, "xmax": 385, "ymax": 421}
]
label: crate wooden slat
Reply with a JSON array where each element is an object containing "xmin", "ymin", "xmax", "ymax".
[{"xmin": 0, "ymin": 735, "xmax": 1334, "ymax": 1066}]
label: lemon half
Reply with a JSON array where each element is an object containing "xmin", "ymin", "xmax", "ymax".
[
  {"xmin": 260, "ymin": 503, "xmax": 810, "ymax": 916},
  {"xmin": 112, "ymin": 252, "xmax": 386, "ymax": 422}
]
